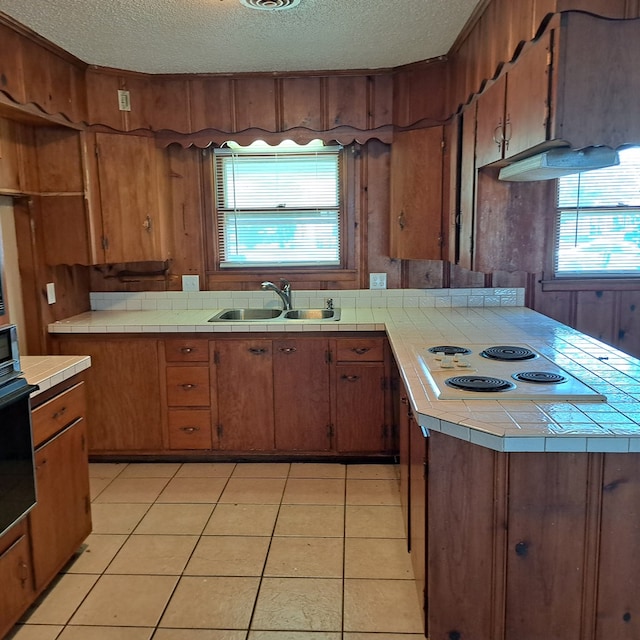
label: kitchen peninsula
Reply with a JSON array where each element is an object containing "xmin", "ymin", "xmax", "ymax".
[{"xmin": 50, "ymin": 287, "xmax": 640, "ymax": 640}]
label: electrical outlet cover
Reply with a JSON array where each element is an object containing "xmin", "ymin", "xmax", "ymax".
[
  {"xmin": 369, "ymin": 273, "xmax": 387, "ymax": 289},
  {"xmin": 182, "ymin": 275, "xmax": 200, "ymax": 292}
]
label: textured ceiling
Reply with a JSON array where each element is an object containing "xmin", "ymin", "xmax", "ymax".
[{"xmin": 0, "ymin": 0, "xmax": 481, "ymax": 74}]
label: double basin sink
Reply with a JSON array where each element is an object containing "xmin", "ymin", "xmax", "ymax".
[{"xmin": 209, "ymin": 308, "xmax": 341, "ymax": 322}]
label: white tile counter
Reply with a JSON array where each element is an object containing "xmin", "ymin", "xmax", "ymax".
[
  {"xmin": 21, "ymin": 355, "xmax": 92, "ymax": 397},
  {"xmin": 47, "ymin": 288, "xmax": 640, "ymax": 452}
]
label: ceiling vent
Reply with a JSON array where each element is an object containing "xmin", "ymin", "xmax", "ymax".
[{"xmin": 239, "ymin": 0, "xmax": 301, "ymax": 10}]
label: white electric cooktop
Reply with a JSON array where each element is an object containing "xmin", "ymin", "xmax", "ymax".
[{"xmin": 417, "ymin": 343, "xmax": 606, "ymax": 401}]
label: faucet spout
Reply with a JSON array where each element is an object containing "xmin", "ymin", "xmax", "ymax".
[{"xmin": 261, "ymin": 279, "xmax": 293, "ymax": 310}]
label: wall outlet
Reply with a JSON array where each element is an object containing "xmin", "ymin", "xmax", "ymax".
[
  {"xmin": 181, "ymin": 275, "xmax": 200, "ymax": 292},
  {"xmin": 46, "ymin": 282, "xmax": 56, "ymax": 304},
  {"xmin": 369, "ymin": 273, "xmax": 387, "ymax": 289},
  {"xmin": 117, "ymin": 89, "xmax": 131, "ymax": 111}
]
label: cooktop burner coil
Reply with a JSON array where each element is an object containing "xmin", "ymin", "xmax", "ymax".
[
  {"xmin": 513, "ymin": 371, "xmax": 567, "ymax": 384},
  {"xmin": 445, "ymin": 375, "xmax": 515, "ymax": 392},
  {"xmin": 427, "ymin": 345, "xmax": 472, "ymax": 356},
  {"xmin": 480, "ymin": 345, "xmax": 536, "ymax": 361}
]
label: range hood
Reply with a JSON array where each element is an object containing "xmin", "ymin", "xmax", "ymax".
[{"xmin": 498, "ymin": 146, "xmax": 619, "ymax": 182}]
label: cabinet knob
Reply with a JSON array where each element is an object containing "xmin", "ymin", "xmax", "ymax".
[
  {"xmin": 398, "ymin": 211, "xmax": 406, "ymax": 230},
  {"xmin": 278, "ymin": 347, "xmax": 297, "ymax": 354},
  {"xmin": 52, "ymin": 406, "xmax": 67, "ymax": 420},
  {"xmin": 248, "ymin": 347, "xmax": 267, "ymax": 355},
  {"xmin": 181, "ymin": 383, "xmax": 197, "ymax": 390},
  {"xmin": 180, "ymin": 347, "xmax": 194, "ymax": 354},
  {"xmin": 352, "ymin": 347, "xmax": 370, "ymax": 355},
  {"xmin": 143, "ymin": 215, "xmax": 152, "ymax": 231},
  {"xmin": 341, "ymin": 375, "xmax": 360, "ymax": 382},
  {"xmin": 179, "ymin": 426, "xmax": 200, "ymax": 433}
]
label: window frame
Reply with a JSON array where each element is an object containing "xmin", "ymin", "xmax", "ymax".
[
  {"xmin": 203, "ymin": 143, "xmax": 357, "ymax": 282},
  {"xmin": 546, "ymin": 147, "xmax": 640, "ymax": 289}
]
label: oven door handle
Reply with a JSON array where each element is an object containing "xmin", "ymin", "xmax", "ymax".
[{"xmin": 0, "ymin": 380, "xmax": 39, "ymax": 409}]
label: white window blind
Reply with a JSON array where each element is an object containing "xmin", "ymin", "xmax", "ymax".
[
  {"xmin": 214, "ymin": 141, "xmax": 342, "ymax": 268},
  {"xmin": 556, "ymin": 146, "xmax": 640, "ymax": 277}
]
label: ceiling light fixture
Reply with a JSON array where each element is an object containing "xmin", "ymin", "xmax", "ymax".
[{"xmin": 239, "ymin": 0, "xmax": 301, "ymax": 10}]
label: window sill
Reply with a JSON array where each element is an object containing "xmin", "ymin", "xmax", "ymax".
[{"xmin": 540, "ymin": 277, "xmax": 640, "ymax": 292}]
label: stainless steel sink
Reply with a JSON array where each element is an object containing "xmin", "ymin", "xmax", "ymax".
[
  {"xmin": 209, "ymin": 308, "xmax": 284, "ymax": 321},
  {"xmin": 208, "ymin": 307, "xmax": 341, "ymax": 322},
  {"xmin": 284, "ymin": 308, "xmax": 341, "ymax": 321}
]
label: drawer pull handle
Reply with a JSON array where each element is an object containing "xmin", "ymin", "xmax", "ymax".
[
  {"xmin": 52, "ymin": 406, "xmax": 67, "ymax": 420},
  {"xmin": 278, "ymin": 347, "xmax": 297, "ymax": 354},
  {"xmin": 181, "ymin": 383, "xmax": 197, "ymax": 390},
  {"xmin": 179, "ymin": 426, "xmax": 200, "ymax": 433},
  {"xmin": 352, "ymin": 347, "xmax": 370, "ymax": 355},
  {"xmin": 341, "ymin": 375, "xmax": 360, "ymax": 382},
  {"xmin": 180, "ymin": 347, "xmax": 194, "ymax": 354},
  {"xmin": 248, "ymin": 347, "xmax": 267, "ymax": 355}
]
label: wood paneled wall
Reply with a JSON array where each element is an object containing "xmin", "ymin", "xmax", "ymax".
[{"xmin": 2, "ymin": 0, "xmax": 640, "ymax": 358}]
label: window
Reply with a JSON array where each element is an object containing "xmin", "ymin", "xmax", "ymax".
[
  {"xmin": 213, "ymin": 140, "xmax": 342, "ymax": 268},
  {"xmin": 555, "ymin": 146, "xmax": 640, "ymax": 278}
]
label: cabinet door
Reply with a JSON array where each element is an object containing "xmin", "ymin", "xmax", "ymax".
[
  {"xmin": 93, "ymin": 132, "xmax": 165, "ymax": 263},
  {"xmin": 30, "ymin": 419, "xmax": 91, "ymax": 590},
  {"xmin": 216, "ymin": 340, "xmax": 274, "ymax": 451},
  {"xmin": 409, "ymin": 416, "xmax": 427, "ymax": 633},
  {"xmin": 475, "ymin": 74, "xmax": 507, "ymax": 168},
  {"xmin": 273, "ymin": 338, "xmax": 331, "ymax": 451},
  {"xmin": 458, "ymin": 103, "xmax": 477, "ymax": 270},
  {"xmin": 504, "ymin": 30, "xmax": 552, "ymax": 159},
  {"xmin": 390, "ymin": 127, "xmax": 444, "ymax": 260},
  {"xmin": 334, "ymin": 363, "xmax": 386, "ymax": 453},
  {"xmin": 54, "ymin": 338, "xmax": 163, "ymax": 453},
  {"xmin": 0, "ymin": 524, "xmax": 33, "ymax": 639}
]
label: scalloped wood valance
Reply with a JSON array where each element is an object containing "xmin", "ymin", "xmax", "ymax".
[{"xmin": 153, "ymin": 125, "xmax": 394, "ymax": 148}]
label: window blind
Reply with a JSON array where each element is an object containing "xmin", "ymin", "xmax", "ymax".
[
  {"xmin": 214, "ymin": 143, "xmax": 342, "ymax": 268},
  {"xmin": 555, "ymin": 147, "xmax": 640, "ymax": 277}
]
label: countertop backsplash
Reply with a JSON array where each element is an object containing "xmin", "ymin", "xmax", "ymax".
[{"xmin": 89, "ymin": 288, "xmax": 525, "ymax": 312}]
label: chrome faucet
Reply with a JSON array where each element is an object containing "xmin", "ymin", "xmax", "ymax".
[{"xmin": 261, "ymin": 278, "xmax": 293, "ymax": 310}]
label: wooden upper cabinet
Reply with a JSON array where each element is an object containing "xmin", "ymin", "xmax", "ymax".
[
  {"xmin": 475, "ymin": 12, "xmax": 640, "ymax": 168},
  {"xmin": 87, "ymin": 132, "xmax": 168, "ymax": 264},
  {"xmin": 475, "ymin": 31, "xmax": 551, "ymax": 167},
  {"xmin": 390, "ymin": 126, "xmax": 444, "ymax": 260},
  {"xmin": 552, "ymin": 11, "xmax": 640, "ymax": 149}
]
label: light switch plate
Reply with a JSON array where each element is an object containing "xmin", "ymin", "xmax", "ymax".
[
  {"xmin": 182, "ymin": 275, "xmax": 200, "ymax": 292},
  {"xmin": 369, "ymin": 273, "xmax": 387, "ymax": 289}
]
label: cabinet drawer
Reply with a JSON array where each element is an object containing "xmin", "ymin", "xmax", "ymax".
[
  {"xmin": 168, "ymin": 410, "xmax": 212, "ymax": 449},
  {"xmin": 31, "ymin": 382, "xmax": 86, "ymax": 447},
  {"xmin": 336, "ymin": 338, "xmax": 384, "ymax": 362},
  {"xmin": 165, "ymin": 339, "xmax": 209, "ymax": 362},
  {"xmin": 166, "ymin": 367, "xmax": 210, "ymax": 406}
]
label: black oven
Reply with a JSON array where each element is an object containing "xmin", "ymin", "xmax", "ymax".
[
  {"xmin": 0, "ymin": 324, "xmax": 21, "ymax": 386},
  {"xmin": 0, "ymin": 376, "xmax": 38, "ymax": 537}
]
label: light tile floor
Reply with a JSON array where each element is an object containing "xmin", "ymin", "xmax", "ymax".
[{"xmin": 8, "ymin": 462, "xmax": 424, "ymax": 640}]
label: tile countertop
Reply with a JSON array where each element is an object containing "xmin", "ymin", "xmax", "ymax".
[
  {"xmin": 48, "ymin": 305, "xmax": 640, "ymax": 453},
  {"xmin": 21, "ymin": 355, "xmax": 92, "ymax": 397}
]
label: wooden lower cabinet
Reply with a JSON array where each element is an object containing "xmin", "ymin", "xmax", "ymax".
[
  {"xmin": 0, "ymin": 377, "xmax": 91, "ymax": 638},
  {"xmin": 273, "ymin": 338, "xmax": 332, "ymax": 451},
  {"xmin": 53, "ymin": 333, "xmax": 394, "ymax": 458},
  {"xmin": 334, "ymin": 337, "xmax": 393, "ymax": 454},
  {"xmin": 30, "ymin": 416, "xmax": 91, "ymax": 590},
  {"xmin": 29, "ymin": 381, "xmax": 91, "ymax": 591},
  {"xmin": 0, "ymin": 521, "xmax": 33, "ymax": 639},
  {"xmin": 216, "ymin": 339, "xmax": 275, "ymax": 451},
  {"xmin": 54, "ymin": 338, "xmax": 162, "ymax": 453},
  {"xmin": 413, "ymin": 430, "xmax": 640, "ymax": 640}
]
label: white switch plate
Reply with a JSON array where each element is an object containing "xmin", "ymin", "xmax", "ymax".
[
  {"xmin": 182, "ymin": 275, "xmax": 200, "ymax": 292},
  {"xmin": 46, "ymin": 282, "xmax": 56, "ymax": 304},
  {"xmin": 369, "ymin": 273, "xmax": 387, "ymax": 289}
]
